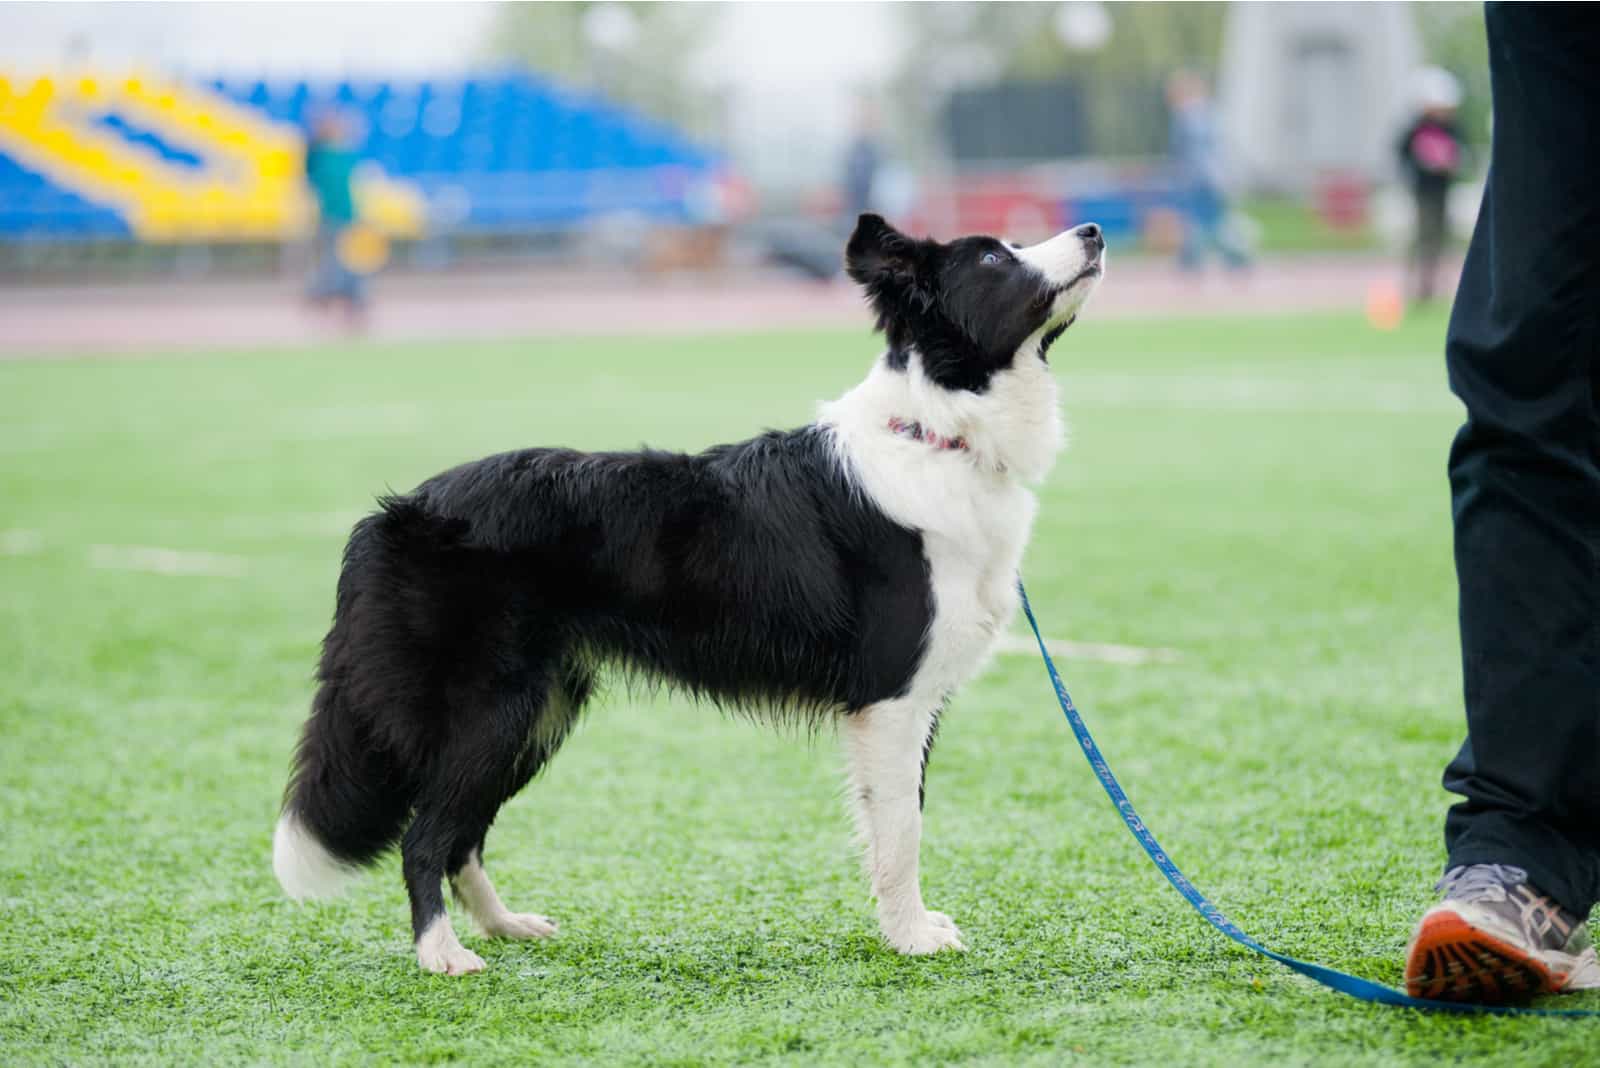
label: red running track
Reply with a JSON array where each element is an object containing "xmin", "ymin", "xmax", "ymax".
[{"xmin": 0, "ymin": 254, "xmax": 1454, "ymax": 359}]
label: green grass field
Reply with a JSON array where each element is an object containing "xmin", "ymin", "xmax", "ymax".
[{"xmin": 4, "ymin": 309, "xmax": 1595, "ymax": 1065}]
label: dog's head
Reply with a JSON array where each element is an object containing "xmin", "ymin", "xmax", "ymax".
[{"xmin": 845, "ymin": 214, "xmax": 1104, "ymax": 393}]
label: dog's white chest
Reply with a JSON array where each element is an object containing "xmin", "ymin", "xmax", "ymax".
[{"xmin": 913, "ymin": 484, "xmax": 1034, "ymax": 700}]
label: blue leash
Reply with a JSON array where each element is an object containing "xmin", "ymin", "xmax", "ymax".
[{"xmin": 1018, "ymin": 583, "xmax": 1599, "ymax": 1017}]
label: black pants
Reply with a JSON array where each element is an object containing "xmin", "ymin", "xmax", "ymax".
[{"xmin": 1442, "ymin": 4, "xmax": 1600, "ymax": 920}]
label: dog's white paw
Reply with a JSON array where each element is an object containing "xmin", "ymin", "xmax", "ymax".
[
  {"xmin": 417, "ymin": 942, "xmax": 486, "ymax": 976},
  {"xmin": 884, "ymin": 911, "xmax": 966, "ymax": 955},
  {"xmin": 416, "ymin": 916, "xmax": 487, "ymax": 976},
  {"xmin": 481, "ymin": 911, "xmax": 558, "ymax": 940}
]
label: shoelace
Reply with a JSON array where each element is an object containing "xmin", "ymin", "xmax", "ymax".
[{"xmin": 1436, "ymin": 864, "xmax": 1527, "ymax": 903}]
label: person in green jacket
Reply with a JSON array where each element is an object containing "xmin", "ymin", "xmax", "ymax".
[{"xmin": 304, "ymin": 110, "xmax": 366, "ymax": 321}]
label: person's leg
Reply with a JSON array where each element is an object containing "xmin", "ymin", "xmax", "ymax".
[
  {"xmin": 1413, "ymin": 187, "xmax": 1447, "ymax": 302},
  {"xmin": 1406, "ymin": 5, "xmax": 1600, "ymax": 1002},
  {"xmin": 1441, "ymin": 4, "xmax": 1600, "ymax": 922},
  {"xmin": 1176, "ymin": 186, "xmax": 1211, "ymax": 272},
  {"xmin": 340, "ymin": 254, "xmax": 369, "ymax": 324},
  {"xmin": 326, "ymin": 225, "xmax": 370, "ymax": 327},
  {"xmin": 307, "ymin": 222, "xmax": 340, "ymax": 302},
  {"xmin": 1211, "ymin": 192, "xmax": 1249, "ymax": 271},
  {"xmin": 1216, "ymin": 222, "xmax": 1249, "ymax": 271},
  {"xmin": 1405, "ymin": 191, "xmax": 1423, "ymax": 301}
]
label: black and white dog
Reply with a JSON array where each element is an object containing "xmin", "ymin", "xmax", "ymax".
[{"xmin": 273, "ymin": 214, "xmax": 1105, "ymax": 974}]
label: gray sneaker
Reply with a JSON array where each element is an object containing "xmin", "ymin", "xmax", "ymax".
[{"xmin": 1404, "ymin": 864, "xmax": 1593, "ymax": 1003}]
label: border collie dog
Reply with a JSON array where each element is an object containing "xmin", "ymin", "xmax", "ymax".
[{"xmin": 274, "ymin": 214, "xmax": 1105, "ymax": 974}]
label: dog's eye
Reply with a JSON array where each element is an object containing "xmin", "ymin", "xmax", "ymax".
[{"xmin": 981, "ymin": 252, "xmax": 1003, "ymax": 266}]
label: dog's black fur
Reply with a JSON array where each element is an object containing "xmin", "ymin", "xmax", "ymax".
[
  {"xmin": 290, "ymin": 429, "xmax": 933, "ymax": 937},
  {"xmin": 279, "ymin": 213, "xmax": 1091, "ymax": 953}
]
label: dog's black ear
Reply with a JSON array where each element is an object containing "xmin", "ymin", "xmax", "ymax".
[
  {"xmin": 845, "ymin": 214, "xmax": 933, "ymax": 324},
  {"xmin": 845, "ymin": 213, "xmax": 919, "ymax": 283}
]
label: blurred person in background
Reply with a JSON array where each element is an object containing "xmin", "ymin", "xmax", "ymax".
[
  {"xmin": 840, "ymin": 96, "xmax": 882, "ymax": 229},
  {"xmin": 1165, "ymin": 70, "xmax": 1249, "ymax": 274},
  {"xmin": 1403, "ymin": 3, "xmax": 1600, "ymax": 1005},
  {"xmin": 304, "ymin": 110, "xmax": 368, "ymax": 326},
  {"xmin": 1396, "ymin": 68, "xmax": 1466, "ymax": 303}
]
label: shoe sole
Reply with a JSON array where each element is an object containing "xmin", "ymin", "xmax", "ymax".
[{"xmin": 1405, "ymin": 907, "xmax": 1568, "ymax": 1003}]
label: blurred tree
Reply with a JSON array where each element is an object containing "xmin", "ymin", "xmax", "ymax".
[
  {"xmin": 1413, "ymin": 2, "xmax": 1490, "ymax": 146},
  {"xmin": 1009, "ymin": 2, "xmax": 1226, "ymax": 83},
  {"xmin": 487, "ymin": 2, "xmax": 720, "ymax": 138},
  {"xmin": 891, "ymin": 2, "xmax": 1227, "ymax": 160}
]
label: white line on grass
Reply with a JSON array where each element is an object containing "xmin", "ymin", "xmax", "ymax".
[
  {"xmin": 993, "ymin": 632, "xmax": 1182, "ymax": 666},
  {"xmin": 73, "ymin": 541, "xmax": 1170, "ymax": 660},
  {"xmin": 88, "ymin": 545, "xmax": 249, "ymax": 577},
  {"xmin": 0, "ymin": 529, "xmax": 43, "ymax": 555},
  {"xmin": 1064, "ymin": 374, "xmax": 1462, "ymax": 416},
  {"xmin": 215, "ymin": 511, "xmax": 366, "ymax": 537}
]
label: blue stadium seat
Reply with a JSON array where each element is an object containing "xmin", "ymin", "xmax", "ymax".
[
  {"xmin": 3, "ymin": 70, "xmax": 720, "ymax": 239},
  {"xmin": 0, "ymin": 152, "xmax": 130, "ymax": 238}
]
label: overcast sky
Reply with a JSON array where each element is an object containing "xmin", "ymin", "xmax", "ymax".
[
  {"xmin": 0, "ymin": 2, "xmax": 901, "ymax": 87},
  {"xmin": 1, "ymin": 3, "xmax": 496, "ymax": 74},
  {"xmin": 1, "ymin": 2, "xmax": 906, "ymax": 192}
]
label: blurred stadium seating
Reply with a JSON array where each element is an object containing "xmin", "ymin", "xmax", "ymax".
[{"xmin": 0, "ymin": 70, "xmax": 723, "ymax": 242}]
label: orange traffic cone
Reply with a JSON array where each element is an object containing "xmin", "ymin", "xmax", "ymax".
[{"xmin": 1366, "ymin": 280, "xmax": 1405, "ymax": 331}]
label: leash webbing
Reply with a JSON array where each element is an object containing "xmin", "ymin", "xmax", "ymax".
[{"xmin": 1017, "ymin": 582, "xmax": 1600, "ymax": 1017}]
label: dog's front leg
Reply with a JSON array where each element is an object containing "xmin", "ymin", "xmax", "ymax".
[{"xmin": 845, "ymin": 699, "xmax": 965, "ymax": 954}]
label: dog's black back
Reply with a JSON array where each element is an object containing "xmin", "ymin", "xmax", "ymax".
[{"xmin": 409, "ymin": 428, "xmax": 931, "ymax": 712}]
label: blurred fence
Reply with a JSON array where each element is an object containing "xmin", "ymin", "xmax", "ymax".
[{"xmin": 945, "ymin": 79, "xmax": 1170, "ymax": 165}]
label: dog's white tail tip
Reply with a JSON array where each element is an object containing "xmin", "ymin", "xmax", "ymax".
[{"xmin": 272, "ymin": 811, "xmax": 357, "ymax": 901}]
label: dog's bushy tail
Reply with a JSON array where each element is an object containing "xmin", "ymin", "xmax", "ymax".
[
  {"xmin": 273, "ymin": 679, "xmax": 412, "ymax": 900},
  {"xmin": 274, "ymin": 508, "xmax": 424, "ymax": 901}
]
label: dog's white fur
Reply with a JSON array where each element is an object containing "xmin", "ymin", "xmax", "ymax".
[
  {"xmin": 273, "ymin": 810, "xmax": 357, "ymax": 902},
  {"xmin": 820, "ymin": 229, "xmax": 1101, "ymax": 953},
  {"xmin": 415, "ymin": 913, "xmax": 486, "ymax": 976},
  {"xmin": 452, "ymin": 855, "xmax": 559, "ymax": 941}
]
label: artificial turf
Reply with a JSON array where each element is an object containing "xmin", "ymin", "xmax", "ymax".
[{"xmin": 3, "ymin": 308, "xmax": 1596, "ymax": 1065}]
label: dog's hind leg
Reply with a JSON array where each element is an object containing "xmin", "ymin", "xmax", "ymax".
[
  {"xmin": 406, "ymin": 776, "xmax": 496, "ymax": 975},
  {"xmin": 406, "ymin": 819, "xmax": 485, "ymax": 975},
  {"xmin": 844, "ymin": 697, "xmax": 964, "ymax": 955},
  {"xmin": 450, "ymin": 665, "xmax": 589, "ymax": 941},
  {"xmin": 403, "ymin": 677, "xmax": 546, "ymax": 975}
]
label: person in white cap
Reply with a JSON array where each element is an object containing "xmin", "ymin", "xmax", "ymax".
[{"xmin": 1395, "ymin": 67, "xmax": 1466, "ymax": 302}]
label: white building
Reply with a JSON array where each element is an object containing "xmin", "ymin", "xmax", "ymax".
[{"xmin": 1218, "ymin": 1, "xmax": 1422, "ymax": 191}]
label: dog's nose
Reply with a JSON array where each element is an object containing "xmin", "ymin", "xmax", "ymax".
[{"xmin": 1076, "ymin": 222, "xmax": 1104, "ymax": 252}]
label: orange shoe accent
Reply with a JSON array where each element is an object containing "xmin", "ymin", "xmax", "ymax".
[{"xmin": 1405, "ymin": 907, "xmax": 1570, "ymax": 1003}]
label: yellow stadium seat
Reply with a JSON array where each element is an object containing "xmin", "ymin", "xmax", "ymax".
[
  {"xmin": 259, "ymin": 150, "xmax": 295, "ymax": 181},
  {"xmin": 3, "ymin": 69, "xmax": 424, "ymax": 245},
  {"xmin": 9, "ymin": 98, "xmax": 45, "ymax": 124}
]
